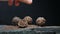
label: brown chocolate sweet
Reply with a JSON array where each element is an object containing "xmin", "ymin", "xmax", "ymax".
[
  {"xmin": 23, "ymin": 16, "xmax": 33, "ymax": 24},
  {"xmin": 18, "ymin": 19, "xmax": 28, "ymax": 28},
  {"xmin": 12, "ymin": 16, "xmax": 21, "ymax": 26},
  {"xmin": 36, "ymin": 17, "xmax": 46, "ymax": 26}
]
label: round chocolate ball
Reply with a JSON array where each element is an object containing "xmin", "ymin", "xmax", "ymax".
[
  {"xmin": 36, "ymin": 17, "xmax": 46, "ymax": 26},
  {"xmin": 18, "ymin": 19, "xmax": 28, "ymax": 28},
  {"xmin": 12, "ymin": 16, "xmax": 21, "ymax": 25},
  {"xmin": 23, "ymin": 16, "xmax": 33, "ymax": 24}
]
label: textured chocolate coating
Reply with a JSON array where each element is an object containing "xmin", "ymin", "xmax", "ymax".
[
  {"xmin": 23, "ymin": 16, "xmax": 33, "ymax": 24},
  {"xmin": 36, "ymin": 17, "xmax": 46, "ymax": 26},
  {"xmin": 18, "ymin": 19, "xmax": 28, "ymax": 28},
  {"xmin": 12, "ymin": 16, "xmax": 21, "ymax": 25}
]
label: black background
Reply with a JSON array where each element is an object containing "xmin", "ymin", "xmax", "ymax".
[{"xmin": 0, "ymin": 0, "xmax": 60, "ymax": 25}]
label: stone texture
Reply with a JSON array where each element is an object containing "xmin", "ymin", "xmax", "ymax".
[{"xmin": 0, "ymin": 25, "xmax": 60, "ymax": 34}]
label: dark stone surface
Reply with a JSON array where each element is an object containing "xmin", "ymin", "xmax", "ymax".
[{"xmin": 0, "ymin": 25, "xmax": 60, "ymax": 34}]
